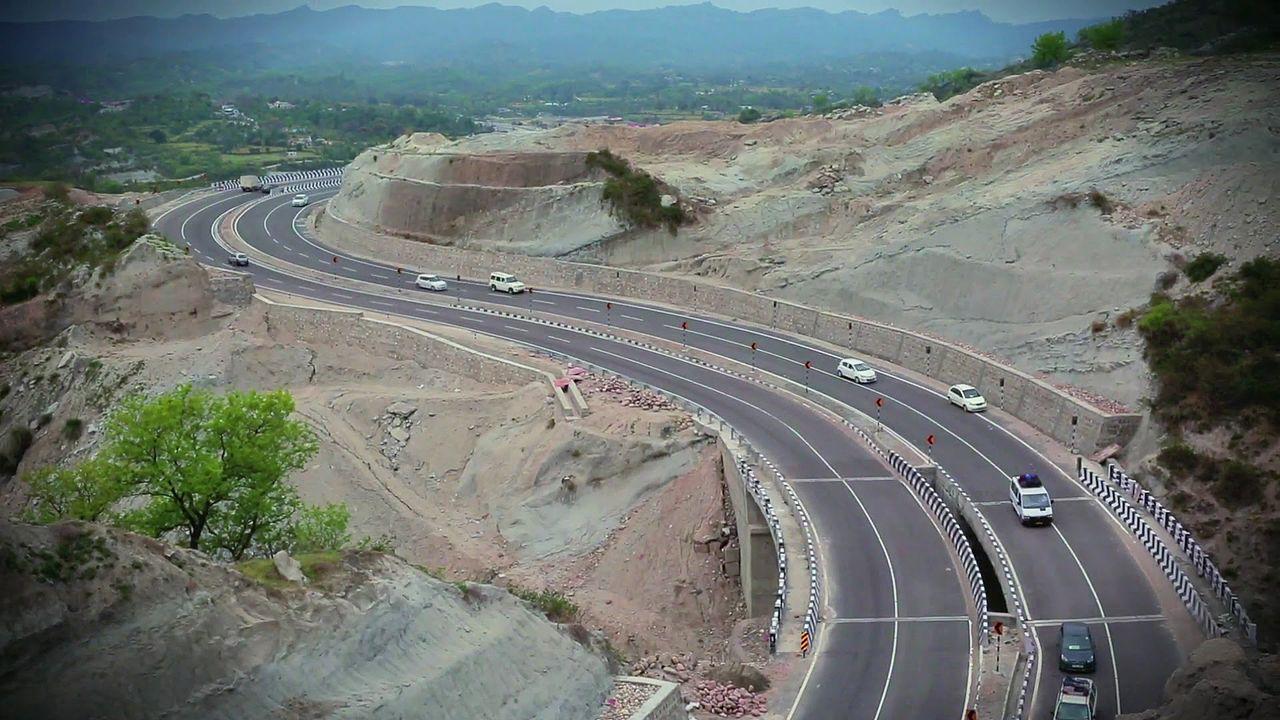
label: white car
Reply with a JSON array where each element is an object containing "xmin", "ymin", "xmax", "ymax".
[
  {"xmin": 1009, "ymin": 473, "xmax": 1053, "ymax": 526},
  {"xmin": 227, "ymin": 252, "xmax": 249, "ymax": 267},
  {"xmin": 489, "ymin": 271, "xmax": 526, "ymax": 294},
  {"xmin": 836, "ymin": 357, "xmax": 877, "ymax": 383},
  {"xmin": 415, "ymin": 273, "xmax": 447, "ymax": 291},
  {"xmin": 947, "ymin": 383, "xmax": 987, "ymax": 412},
  {"xmin": 291, "ymin": 193, "xmax": 310, "ymax": 207}
]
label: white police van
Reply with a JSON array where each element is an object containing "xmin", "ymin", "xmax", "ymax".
[{"xmin": 1009, "ymin": 472, "xmax": 1053, "ymax": 526}]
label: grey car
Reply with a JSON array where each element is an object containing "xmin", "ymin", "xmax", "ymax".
[{"xmin": 1058, "ymin": 622, "xmax": 1096, "ymax": 673}]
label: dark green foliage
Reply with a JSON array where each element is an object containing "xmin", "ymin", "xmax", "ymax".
[
  {"xmin": 1139, "ymin": 258, "xmax": 1280, "ymax": 426},
  {"xmin": 1158, "ymin": 443, "xmax": 1272, "ymax": 510},
  {"xmin": 1032, "ymin": 32, "xmax": 1071, "ymax": 67},
  {"xmin": 1079, "ymin": 20, "xmax": 1126, "ymax": 50},
  {"xmin": 585, "ymin": 149, "xmax": 687, "ymax": 233},
  {"xmin": 1184, "ymin": 252, "xmax": 1227, "ymax": 282},
  {"xmin": 918, "ymin": 67, "xmax": 985, "ymax": 101},
  {"xmin": 737, "ymin": 107, "xmax": 762, "ymax": 124},
  {"xmin": 0, "ymin": 204, "xmax": 150, "ymax": 306},
  {"xmin": 1114, "ymin": 0, "xmax": 1280, "ymax": 54},
  {"xmin": 62, "ymin": 418, "xmax": 83, "ymax": 440},
  {"xmin": 0, "ymin": 427, "xmax": 33, "ymax": 476}
]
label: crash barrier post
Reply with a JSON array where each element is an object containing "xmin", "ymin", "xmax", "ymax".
[{"xmin": 1077, "ymin": 459, "xmax": 1225, "ymax": 638}]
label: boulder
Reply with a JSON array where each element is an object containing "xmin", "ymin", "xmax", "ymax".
[{"xmin": 272, "ymin": 551, "xmax": 307, "ymax": 584}]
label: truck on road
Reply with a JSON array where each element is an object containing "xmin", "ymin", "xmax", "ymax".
[{"xmin": 239, "ymin": 175, "xmax": 262, "ymax": 192}]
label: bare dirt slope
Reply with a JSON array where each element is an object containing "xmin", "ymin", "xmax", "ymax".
[
  {"xmin": 0, "ymin": 240, "xmax": 745, "ymax": 674},
  {"xmin": 333, "ymin": 55, "xmax": 1279, "ymax": 408},
  {"xmin": 0, "ymin": 520, "xmax": 613, "ymax": 720}
]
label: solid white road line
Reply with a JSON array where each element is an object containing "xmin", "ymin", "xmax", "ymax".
[{"xmin": 1052, "ymin": 523, "xmax": 1124, "ymax": 713}]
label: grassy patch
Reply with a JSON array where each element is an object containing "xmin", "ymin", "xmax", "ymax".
[
  {"xmin": 62, "ymin": 418, "xmax": 84, "ymax": 441},
  {"xmin": 509, "ymin": 585, "xmax": 580, "ymax": 623},
  {"xmin": 236, "ymin": 551, "xmax": 343, "ymax": 590},
  {"xmin": 585, "ymin": 149, "xmax": 687, "ymax": 233}
]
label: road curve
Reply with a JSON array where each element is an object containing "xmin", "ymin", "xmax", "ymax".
[
  {"xmin": 156, "ymin": 189, "xmax": 975, "ymax": 719},
  {"xmin": 159, "ymin": 186, "xmax": 1190, "ymax": 719}
]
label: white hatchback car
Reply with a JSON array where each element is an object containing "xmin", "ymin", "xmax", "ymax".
[
  {"xmin": 947, "ymin": 383, "xmax": 988, "ymax": 412},
  {"xmin": 489, "ymin": 271, "xmax": 526, "ymax": 294},
  {"xmin": 415, "ymin": 273, "xmax": 447, "ymax": 291},
  {"xmin": 836, "ymin": 357, "xmax": 877, "ymax": 383},
  {"xmin": 291, "ymin": 193, "xmax": 310, "ymax": 207}
]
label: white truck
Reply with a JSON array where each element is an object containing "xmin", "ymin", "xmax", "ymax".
[
  {"xmin": 239, "ymin": 175, "xmax": 262, "ymax": 192},
  {"xmin": 1053, "ymin": 677, "xmax": 1097, "ymax": 720}
]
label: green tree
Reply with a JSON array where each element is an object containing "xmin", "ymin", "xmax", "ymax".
[
  {"xmin": 148, "ymin": 128, "xmax": 168, "ymax": 144},
  {"xmin": 1031, "ymin": 31, "xmax": 1071, "ymax": 68},
  {"xmin": 288, "ymin": 504, "xmax": 353, "ymax": 553},
  {"xmin": 850, "ymin": 86, "xmax": 881, "ymax": 107},
  {"xmin": 92, "ymin": 385, "xmax": 319, "ymax": 558},
  {"xmin": 812, "ymin": 93, "xmax": 831, "ymax": 113},
  {"xmin": 737, "ymin": 107, "xmax": 762, "ymax": 124},
  {"xmin": 24, "ymin": 457, "xmax": 124, "ymax": 523},
  {"xmin": 1078, "ymin": 19, "xmax": 1125, "ymax": 51}
]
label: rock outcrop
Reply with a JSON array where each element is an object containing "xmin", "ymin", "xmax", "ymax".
[{"xmin": 1119, "ymin": 639, "xmax": 1279, "ymax": 720}]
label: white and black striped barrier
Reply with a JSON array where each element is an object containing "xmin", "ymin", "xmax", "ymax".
[
  {"xmin": 1077, "ymin": 459, "xmax": 1224, "ymax": 638},
  {"xmin": 1106, "ymin": 463, "xmax": 1256, "ymax": 643},
  {"xmin": 209, "ymin": 166, "xmax": 346, "ymax": 191}
]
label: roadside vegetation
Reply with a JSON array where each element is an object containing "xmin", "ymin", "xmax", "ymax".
[
  {"xmin": 586, "ymin": 149, "xmax": 687, "ymax": 233},
  {"xmin": 0, "ymin": 198, "xmax": 150, "ymax": 306},
  {"xmin": 21, "ymin": 385, "xmax": 362, "ymax": 561}
]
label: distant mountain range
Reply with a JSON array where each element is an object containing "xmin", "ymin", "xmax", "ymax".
[{"xmin": 0, "ymin": 3, "xmax": 1100, "ymax": 69}]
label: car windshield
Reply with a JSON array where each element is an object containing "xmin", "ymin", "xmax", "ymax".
[
  {"xmin": 1055, "ymin": 703, "xmax": 1092, "ymax": 720},
  {"xmin": 962, "ymin": 389, "xmax": 981, "ymax": 398},
  {"xmin": 854, "ymin": 363, "xmax": 871, "ymax": 372},
  {"xmin": 422, "ymin": 275, "xmax": 437, "ymax": 280},
  {"xmin": 1024, "ymin": 493, "xmax": 1051, "ymax": 509}
]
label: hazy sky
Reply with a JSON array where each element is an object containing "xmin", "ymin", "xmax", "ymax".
[{"xmin": 0, "ymin": 0, "xmax": 1164, "ymax": 24}]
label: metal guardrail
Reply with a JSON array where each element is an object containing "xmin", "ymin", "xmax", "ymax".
[
  {"xmin": 210, "ymin": 166, "xmax": 345, "ymax": 191},
  {"xmin": 1106, "ymin": 463, "xmax": 1257, "ymax": 643},
  {"xmin": 1078, "ymin": 460, "xmax": 1224, "ymax": 639}
]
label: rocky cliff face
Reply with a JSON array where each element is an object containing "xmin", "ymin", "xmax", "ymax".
[
  {"xmin": 328, "ymin": 132, "xmax": 625, "ymax": 256},
  {"xmin": 1119, "ymin": 639, "xmax": 1279, "ymax": 720},
  {"xmin": 0, "ymin": 520, "xmax": 613, "ymax": 720}
]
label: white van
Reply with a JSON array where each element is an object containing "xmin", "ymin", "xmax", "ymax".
[
  {"xmin": 1009, "ymin": 473, "xmax": 1053, "ymax": 526},
  {"xmin": 837, "ymin": 357, "xmax": 877, "ymax": 383},
  {"xmin": 489, "ymin": 272, "xmax": 526, "ymax": 293}
]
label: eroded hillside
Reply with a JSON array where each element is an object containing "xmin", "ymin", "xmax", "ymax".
[{"xmin": 331, "ymin": 54, "xmax": 1278, "ymax": 408}]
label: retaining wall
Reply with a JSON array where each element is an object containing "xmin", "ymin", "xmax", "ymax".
[
  {"xmin": 720, "ymin": 438, "xmax": 779, "ymax": 618},
  {"xmin": 321, "ymin": 209, "xmax": 1139, "ymax": 454},
  {"xmin": 257, "ymin": 296, "xmax": 560, "ymax": 392},
  {"xmin": 617, "ymin": 676, "xmax": 688, "ymax": 720}
]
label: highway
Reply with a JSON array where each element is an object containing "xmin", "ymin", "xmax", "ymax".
[{"xmin": 157, "ymin": 185, "xmax": 1190, "ymax": 719}]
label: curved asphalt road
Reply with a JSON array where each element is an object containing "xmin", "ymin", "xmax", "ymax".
[
  {"xmin": 157, "ymin": 189, "xmax": 974, "ymax": 719},
  {"xmin": 159, "ymin": 186, "xmax": 1188, "ymax": 719}
]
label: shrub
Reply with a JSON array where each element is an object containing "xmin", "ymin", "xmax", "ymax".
[
  {"xmin": 78, "ymin": 206, "xmax": 114, "ymax": 226},
  {"xmin": 1158, "ymin": 443, "xmax": 1201, "ymax": 477},
  {"xmin": 1087, "ymin": 189, "xmax": 1114, "ymax": 214},
  {"xmin": 0, "ymin": 427, "xmax": 34, "ymax": 476},
  {"xmin": 585, "ymin": 149, "xmax": 687, "ymax": 233},
  {"xmin": 1031, "ymin": 31, "xmax": 1070, "ymax": 68},
  {"xmin": 919, "ymin": 67, "xmax": 985, "ymax": 101},
  {"xmin": 288, "ymin": 503, "xmax": 351, "ymax": 553},
  {"xmin": 1213, "ymin": 459, "xmax": 1267, "ymax": 509},
  {"xmin": 1090, "ymin": 319, "xmax": 1107, "ymax": 334},
  {"xmin": 1184, "ymin": 252, "xmax": 1227, "ymax": 283},
  {"xmin": 737, "ymin": 107, "xmax": 762, "ymax": 124},
  {"xmin": 1079, "ymin": 19, "xmax": 1125, "ymax": 51},
  {"xmin": 62, "ymin": 418, "xmax": 84, "ymax": 440},
  {"xmin": 46, "ymin": 183, "xmax": 70, "ymax": 203}
]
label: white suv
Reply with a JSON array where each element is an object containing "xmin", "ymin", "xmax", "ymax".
[
  {"xmin": 415, "ymin": 273, "xmax": 447, "ymax": 291},
  {"xmin": 291, "ymin": 193, "xmax": 309, "ymax": 207},
  {"xmin": 489, "ymin": 272, "xmax": 526, "ymax": 293},
  {"xmin": 948, "ymin": 384, "xmax": 987, "ymax": 412},
  {"xmin": 1010, "ymin": 473, "xmax": 1053, "ymax": 526},
  {"xmin": 837, "ymin": 357, "xmax": 877, "ymax": 383}
]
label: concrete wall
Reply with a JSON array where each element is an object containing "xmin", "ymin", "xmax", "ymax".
[
  {"xmin": 258, "ymin": 297, "xmax": 560, "ymax": 392},
  {"xmin": 207, "ymin": 269, "xmax": 255, "ymax": 307},
  {"xmin": 617, "ymin": 677, "xmax": 688, "ymax": 720},
  {"xmin": 720, "ymin": 436, "xmax": 778, "ymax": 618},
  {"xmin": 322, "ymin": 210, "xmax": 1140, "ymax": 454}
]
